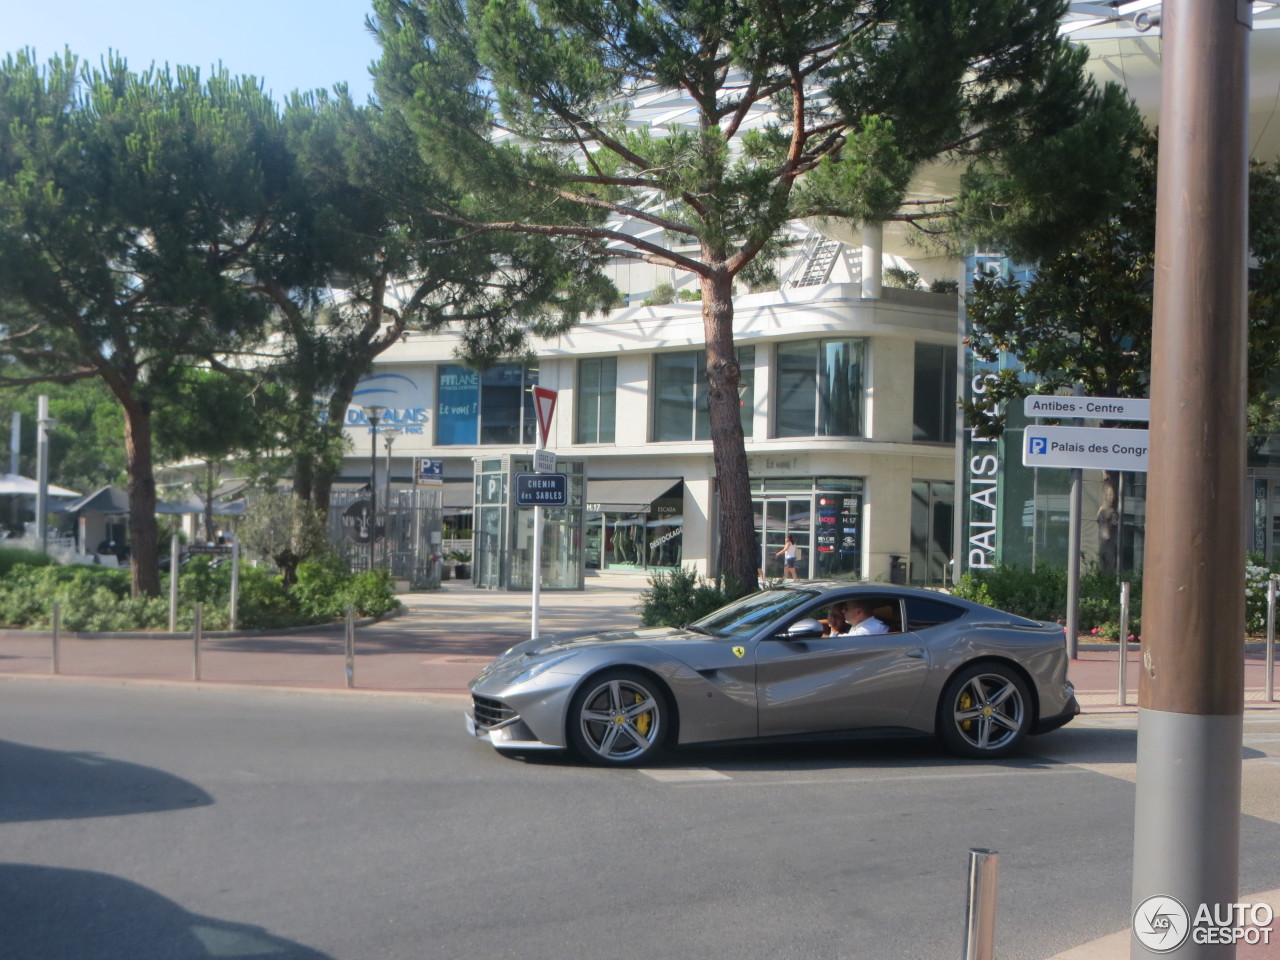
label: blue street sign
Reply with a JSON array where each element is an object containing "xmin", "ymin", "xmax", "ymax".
[{"xmin": 514, "ymin": 472, "xmax": 568, "ymax": 507}]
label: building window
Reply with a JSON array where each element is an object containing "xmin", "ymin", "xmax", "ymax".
[
  {"xmin": 913, "ymin": 344, "xmax": 958, "ymax": 443},
  {"xmin": 576, "ymin": 357, "xmax": 616, "ymax": 444},
  {"xmin": 436, "ymin": 363, "xmax": 538, "ymax": 446},
  {"xmin": 652, "ymin": 347, "xmax": 755, "ymax": 442},
  {"xmin": 773, "ymin": 339, "xmax": 865, "ymax": 438}
]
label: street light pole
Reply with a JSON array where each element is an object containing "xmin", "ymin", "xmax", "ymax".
[
  {"xmin": 362, "ymin": 404, "xmax": 386, "ymax": 570},
  {"xmin": 382, "ymin": 427, "xmax": 400, "ymax": 520},
  {"xmin": 35, "ymin": 396, "xmax": 57, "ymax": 554}
]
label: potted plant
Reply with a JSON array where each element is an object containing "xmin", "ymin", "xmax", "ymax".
[{"xmin": 449, "ymin": 549, "xmax": 472, "ymax": 580}]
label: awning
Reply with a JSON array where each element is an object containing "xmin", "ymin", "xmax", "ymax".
[
  {"xmin": 442, "ymin": 483, "xmax": 473, "ymax": 509},
  {"xmin": 586, "ymin": 478, "xmax": 682, "ymax": 513},
  {"xmin": 0, "ymin": 473, "xmax": 79, "ymax": 498},
  {"xmin": 56, "ymin": 486, "xmax": 210, "ymax": 516}
]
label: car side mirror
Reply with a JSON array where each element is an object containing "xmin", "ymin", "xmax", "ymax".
[{"xmin": 780, "ymin": 618, "xmax": 826, "ymax": 641}]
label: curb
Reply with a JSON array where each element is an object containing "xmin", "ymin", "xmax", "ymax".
[{"xmin": 0, "ymin": 671, "xmax": 467, "ymax": 702}]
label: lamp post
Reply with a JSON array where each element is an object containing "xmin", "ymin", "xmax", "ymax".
[
  {"xmin": 382, "ymin": 426, "xmax": 401, "ymax": 519},
  {"xmin": 361, "ymin": 404, "xmax": 386, "ymax": 570},
  {"xmin": 35, "ymin": 396, "xmax": 57, "ymax": 553}
]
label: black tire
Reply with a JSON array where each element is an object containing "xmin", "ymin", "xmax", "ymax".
[
  {"xmin": 937, "ymin": 662, "xmax": 1032, "ymax": 759},
  {"xmin": 567, "ymin": 669, "xmax": 671, "ymax": 766}
]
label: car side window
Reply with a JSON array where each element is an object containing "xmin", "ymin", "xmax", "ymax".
[{"xmin": 903, "ymin": 596, "xmax": 966, "ymax": 632}]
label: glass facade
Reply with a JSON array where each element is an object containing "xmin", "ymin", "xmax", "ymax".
[
  {"xmin": 913, "ymin": 343, "xmax": 958, "ymax": 443},
  {"xmin": 576, "ymin": 357, "xmax": 617, "ymax": 443},
  {"xmin": 472, "ymin": 456, "xmax": 586, "ymax": 591},
  {"xmin": 652, "ymin": 347, "xmax": 754, "ymax": 441},
  {"xmin": 437, "ymin": 363, "xmax": 538, "ymax": 446},
  {"xmin": 960, "ymin": 254, "xmax": 1146, "ymax": 578},
  {"xmin": 910, "ymin": 480, "xmax": 954, "ymax": 585},
  {"xmin": 774, "ymin": 339, "xmax": 865, "ymax": 437}
]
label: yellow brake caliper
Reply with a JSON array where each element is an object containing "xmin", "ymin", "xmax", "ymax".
[
  {"xmin": 958, "ymin": 688, "xmax": 974, "ymax": 734},
  {"xmin": 633, "ymin": 690, "xmax": 652, "ymax": 737}
]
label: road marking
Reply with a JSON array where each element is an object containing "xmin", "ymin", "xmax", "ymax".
[
  {"xmin": 639, "ymin": 767, "xmax": 732, "ymax": 782},
  {"xmin": 640, "ymin": 765, "xmax": 1079, "ymax": 786}
]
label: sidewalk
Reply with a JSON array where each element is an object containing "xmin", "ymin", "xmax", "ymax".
[{"xmin": 0, "ymin": 571, "xmax": 655, "ymax": 695}]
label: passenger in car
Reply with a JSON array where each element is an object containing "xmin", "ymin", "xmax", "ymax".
[
  {"xmin": 838, "ymin": 599, "xmax": 890, "ymax": 636},
  {"xmin": 822, "ymin": 603, "xmax": 849, "ymax": 636}
]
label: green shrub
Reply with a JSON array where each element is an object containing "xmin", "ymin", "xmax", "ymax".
[
  {"xmin": 0, "ymin": 547, "xmax": 56, "ymax": 577},
  {"xmin": 0, "ymin": 555, "xmax": 398, "ymax": 631},
  {"xmin": 638, "ymin": 567, "xmax": 741, "ymax": 627},
  {"xmin": 953, "ymin": 563, "xmax": 1142, "ymax": 637}
]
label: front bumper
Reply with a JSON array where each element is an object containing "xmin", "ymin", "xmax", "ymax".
[{"xmin": 466, "ymin": 696, "xmax": 565, "ymax": 753}]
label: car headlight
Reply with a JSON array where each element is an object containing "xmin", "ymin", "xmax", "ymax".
[{"xmin": 510, "ymin": 653, "xmax": 575, "ymax": 685}]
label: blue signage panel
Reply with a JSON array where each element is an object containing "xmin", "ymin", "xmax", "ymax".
[
  {"xmin": 514, "ymin": 473, "xmax": 568, "ymax": 507},
  {"xmin": 416, "ymin": 458, "xmax": 444, "ymax": 485}
]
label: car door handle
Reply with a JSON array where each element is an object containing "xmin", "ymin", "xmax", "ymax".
[{"xmin": 906, "ymin": 648, "xmax": 926, "ymax": 659}]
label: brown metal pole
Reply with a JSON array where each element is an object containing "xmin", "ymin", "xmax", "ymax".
[{"xmin": 1131, "ymin": 3, "xmax": 1248, "ymax": 957}]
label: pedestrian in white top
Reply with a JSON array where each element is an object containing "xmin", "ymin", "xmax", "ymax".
[{"xmin": 775, "ymin": 535, "xmax": 799, "ymax": 580}]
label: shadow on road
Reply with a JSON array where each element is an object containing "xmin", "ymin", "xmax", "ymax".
[
  {"xmin": 0, "ymin": 864, "xmax": 332, "ymax": 960},
  {"xmin": 0, "ymin": 740, "xmax": 212, "ymax": 823}
]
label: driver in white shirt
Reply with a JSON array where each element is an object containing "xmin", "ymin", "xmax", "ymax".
[{"xmin": 839, "ymin": 599, "xmax": 890, "ymax": 636}]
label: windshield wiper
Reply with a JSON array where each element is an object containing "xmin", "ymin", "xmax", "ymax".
[{"xmin": 681, "ymin": 623, "xmax": 714, "ymax": 636}]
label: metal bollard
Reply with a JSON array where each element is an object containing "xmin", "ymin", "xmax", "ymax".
[
  {"xmin": 962, "ymin": 848, "xmax": 1000, "ymax": 960},
  {"xmin": 345, "ymin": 605, "xmax": 355, "ymax": 689},
  {"xmin": 169, "ymin": 533, "xmax": 180, "ymax": 633},
  {"xmin": 1268, "ymin": 577, "xmax": 1277, "ymax": 703},
  {"xmin": 1117, "ymin": 581, "xmax": 1130, "ymax": 706},
  {"xmin": 192, "ymin": 602, "xmax": 203, "ymax": 682},
  {"xmin": 51, "ymin": 600, "xmax": 61, "ymax": 675},
  {"xmin": 229, "ymin": 543, "xmax": 240, "ymax": 630}
]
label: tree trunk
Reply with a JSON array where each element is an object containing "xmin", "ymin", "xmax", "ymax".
[
  {"xmin": 702, "ymin": 268, "xmax": 756, "ymax": 595},
  {"xmin": 203, "ymin": 461, "xmax": 216, "ymax": 543},
  {"xmin": 122, "ymin": 400, "xmax": 161, "ymax": 597},
  {"xmin": 1096, "ymin": 469, "xmax": 1121, "ymax": 574}
]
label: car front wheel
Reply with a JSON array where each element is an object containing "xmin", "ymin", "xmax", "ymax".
[
  {"xmin": 938, "ymin": 663, "xmax": 1031, "ymax": 759},
  {"xmin": 568, "ymin": 669, "xmax": 669, "ymax": 766}
]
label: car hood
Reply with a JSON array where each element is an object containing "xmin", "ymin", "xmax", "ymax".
[{"xmin": 515, "ymin": 626, "xmax": 709, "ymax": 658}]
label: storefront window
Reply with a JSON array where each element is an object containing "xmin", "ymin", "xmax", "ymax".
[
  {"xmin": 748, "ymin": 477, "xmax": 864, "ymax": 580},
  {"xmin": 585, "ymin": 496, "xmax": 684, "ymax": 571}
]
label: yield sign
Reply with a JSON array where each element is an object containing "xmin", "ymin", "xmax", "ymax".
[{"xmin": 532, "ymin": 386, "xmax": 557, "ymax": 447}]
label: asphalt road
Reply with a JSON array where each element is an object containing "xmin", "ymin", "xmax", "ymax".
[{"xmin": 3, "ymin": 679, "xmax": 1279, "ymax": 960}]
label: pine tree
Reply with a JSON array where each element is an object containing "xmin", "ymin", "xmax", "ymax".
[{"xmin": 371, "ymin": 0, "xmax": 1141, "ymax": 591}]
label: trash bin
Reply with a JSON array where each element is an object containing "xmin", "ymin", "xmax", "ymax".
[{"xmin": 890, "ymin": 555, "xmax": 907, "ymax": 585}]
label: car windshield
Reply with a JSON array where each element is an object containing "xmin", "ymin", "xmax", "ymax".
[{"xmin": 689, "ymin": 588, "xmax": 817, "ymax": 640}]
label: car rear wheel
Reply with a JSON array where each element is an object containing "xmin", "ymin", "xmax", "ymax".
[
  {"xmin": 568, "ymin": 669, "xmax": 669, "ymax": 766},
  {"xmin": 938, "ymin": 663, "xmax": 1031, "ymax": 759}
]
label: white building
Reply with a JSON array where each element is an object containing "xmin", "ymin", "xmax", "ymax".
[{"xmin": 337, "ymin": 233, "xmax": 961, "ymax": 585}]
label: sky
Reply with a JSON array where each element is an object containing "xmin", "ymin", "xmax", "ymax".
[{"xmin": 6, "ymin": 0, "xmax": 382, "ymax": 104}]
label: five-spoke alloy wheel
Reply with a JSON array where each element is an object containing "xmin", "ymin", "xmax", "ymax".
[
  {"xmin": 568, "ymin": 669, "xmax": 669, "ymax": 765},
  {"xmin": 938, "ymin": 663, "xmax": 1032, "ymax": 759}
]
